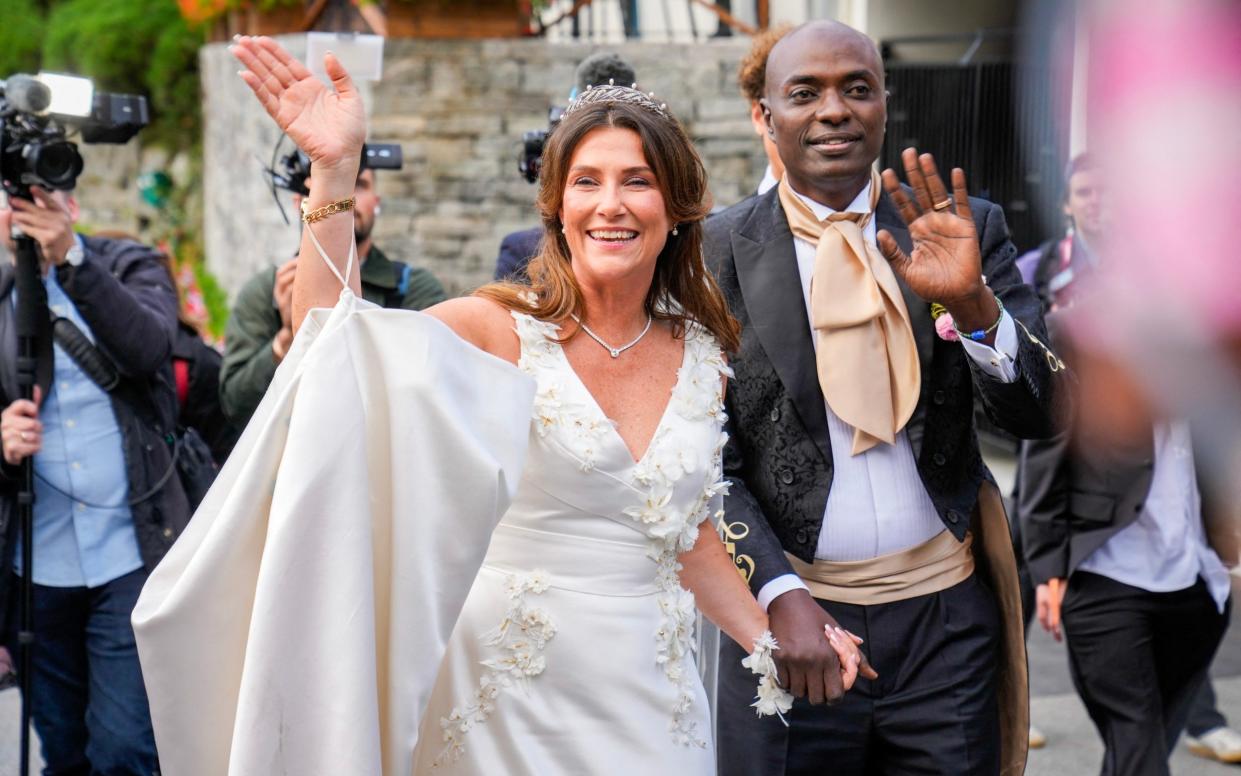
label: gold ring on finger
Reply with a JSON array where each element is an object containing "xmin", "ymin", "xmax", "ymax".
[{"xmin": 932, "ymin": 198, "xmax": 953, "ymax": 212}]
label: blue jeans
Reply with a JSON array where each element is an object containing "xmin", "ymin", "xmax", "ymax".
[{"xmin": 5, "ymin": 567, "xmax": 158, "ymax": 776}]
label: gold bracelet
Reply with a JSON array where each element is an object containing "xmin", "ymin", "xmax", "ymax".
[{"xmin": 301, "ymin": 197, "xmax": 355, "ymax": 224}]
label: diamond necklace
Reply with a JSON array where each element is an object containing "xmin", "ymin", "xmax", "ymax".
[{"xmin": 571, "ymin": 313, "xmax": 653, "ymax": 358}]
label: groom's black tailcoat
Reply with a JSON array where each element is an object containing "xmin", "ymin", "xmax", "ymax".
[{"xmin": 704, "ymin": 186, "xmax": 1065, "ymax": 776}]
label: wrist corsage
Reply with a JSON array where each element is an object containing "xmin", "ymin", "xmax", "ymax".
[{"xmin": 741, "ymin": 630, "xmax": 793, "ymax": 723}]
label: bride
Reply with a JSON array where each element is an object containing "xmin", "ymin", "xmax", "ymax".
[{"xmin": 140, "ymin": 36, "xmax": 869, "ymax": 775}]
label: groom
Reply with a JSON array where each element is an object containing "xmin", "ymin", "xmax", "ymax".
[{"xmin": 705, "ymin": 21, "xmax": 1065, "ymax": 776}]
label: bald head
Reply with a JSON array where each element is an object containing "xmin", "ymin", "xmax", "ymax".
[
  {"xmin": 760, "ymin": 19, "xmax": 887, "ymax": 209},
  {"xmin": 765, "ymin": 20, "xmax": 884, "ymax": 98}
]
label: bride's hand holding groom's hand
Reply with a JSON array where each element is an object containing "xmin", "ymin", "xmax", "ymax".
[{"xmin": 768, "ymin": 589, "xmax": 877, "ymax": 704}]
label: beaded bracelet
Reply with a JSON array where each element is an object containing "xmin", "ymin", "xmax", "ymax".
[
  {"xmin": 952, "ymin": 296, "xmax": 1005, "ymax": 341},
  {"xmin": 301, "ymin": 196, "xmax": 355, "ymax": 225}
]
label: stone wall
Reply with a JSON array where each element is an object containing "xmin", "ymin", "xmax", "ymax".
[
  {"xmin": 200, "ymin": 37, "xmax": 766, "ymax": 297},
  {"xmin": 33, "ymin": 143, "xmax": 172, "ymax": 244}
]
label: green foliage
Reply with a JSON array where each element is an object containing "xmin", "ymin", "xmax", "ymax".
[
  {"xmin": 193, "ymin": 256, "xmax": 232, "ymax": 338},
  {"xmin": 0, "ymin": 0, "xmax": 46, "ymax": 76},
  {"xmin": 146, "ymin": 18, "xmax": 207, "ymax": 148},
  {"xmin": 41, "ymin": 0, "xmax": 206, "ymax": 150}
]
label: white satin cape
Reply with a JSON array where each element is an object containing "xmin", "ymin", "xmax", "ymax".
[{"xmin": 132, "ymin": 290, "xmax": 536, "ymax": 776}]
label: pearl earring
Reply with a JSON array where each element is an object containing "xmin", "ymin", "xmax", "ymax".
[{"xmin": 671, "ymin": 225, "xmax": 679, "ymax": 236}]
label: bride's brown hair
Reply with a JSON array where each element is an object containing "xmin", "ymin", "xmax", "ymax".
[{"xmin": 476, "ymin": 99, "xmax": 740, "ymax": 353}]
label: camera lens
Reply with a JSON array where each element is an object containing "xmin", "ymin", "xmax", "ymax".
[{"xmin": 25, "ymin": 140, "xmax": 84, "ymax": 190}]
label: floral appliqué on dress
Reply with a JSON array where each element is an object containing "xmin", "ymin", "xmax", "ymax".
[{"xmin": 435, "ymin": 569, "xmax": 555, "ymax": 766}]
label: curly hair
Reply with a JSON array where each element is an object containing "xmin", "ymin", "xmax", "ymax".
[{"xmin": 738, "ymin": 24, "xmax": 794, "ymax": 103}]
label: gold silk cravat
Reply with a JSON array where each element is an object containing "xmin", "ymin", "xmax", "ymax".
[{"xmin": 777, "ymin": 171, "xmax": 921, "ymax": 455}]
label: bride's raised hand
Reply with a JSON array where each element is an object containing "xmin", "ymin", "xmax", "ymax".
[{"xmin": 230, "ymin": 36, "xmax": 366, "ymax": 176}]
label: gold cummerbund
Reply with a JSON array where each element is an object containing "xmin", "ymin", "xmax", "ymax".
[{"xmin": 787, "ymin": 529, "xmax": 974, "ymax": 606}]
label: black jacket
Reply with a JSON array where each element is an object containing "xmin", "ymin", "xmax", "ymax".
[
  {"xmin": 704, "ymin": 187, "xmax": 1066, "ymax": 594},
  {"xmin": 0, "ymin": 235, "xmax": 189, "ymax": 613},
  {"xmin": 174, "ymin": 321, "xmax": 239, "ymax": 465},
  {"xmin": 493, "ymin": 226, "xmax": 542, "ymax": 282}
]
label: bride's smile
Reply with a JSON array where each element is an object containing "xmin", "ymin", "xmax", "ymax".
[{"xmin": 560, "ymin": 126, "xmax": 672, "ymax": 287}]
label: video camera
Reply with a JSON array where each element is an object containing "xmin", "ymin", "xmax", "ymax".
[
  {"xmin": 264, "ymin": 137, "xmax": 402, "ymax": 223},
  {"xmin": 516, "ymin": 53, "xmax": 636, "ymax": 184},
  {"xmin": 0, "ymin": 73, "xmax": 148, "ymax": 199},
  {"xmin": 518, "ymin": 105, "xmax": 565, "ymax": 184},
  {"xmin": 266, "ymin": 141, "xmax": 403, "ymax": 198}
]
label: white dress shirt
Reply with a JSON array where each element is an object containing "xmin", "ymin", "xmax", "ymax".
[
  {"xmin": 1078, "ymin": 421, "xmax": 1231, "ymax": 612},
  {"xmin": 757, "ymin": 165, "xmax": 778, "ymax": 196},
  {"xmin": 756, "ymin": 181, "xmax": 1021, "ymax": 610}
]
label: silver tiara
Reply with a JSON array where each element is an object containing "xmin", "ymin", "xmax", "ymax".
[{"xmin": 562, "ymin": 79, "xmax": 670, "ymax": 119}]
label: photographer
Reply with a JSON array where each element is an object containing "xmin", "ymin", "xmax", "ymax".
[
  {"xmin": 0, "ymin": 185, "xmax": 187, "ymax": 774},
  {"xmin": 220, "ymin": 163, "xmax": 445, "ymax": 428}
]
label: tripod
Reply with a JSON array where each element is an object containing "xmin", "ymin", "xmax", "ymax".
[{"xmin": 11, "ymin": 230, "xmax": 47, "ymax": 776}]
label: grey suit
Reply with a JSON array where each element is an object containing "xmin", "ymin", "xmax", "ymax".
[{"xmin": 705, "ymin": 186, "xmax": 1064, "ymax": 775}]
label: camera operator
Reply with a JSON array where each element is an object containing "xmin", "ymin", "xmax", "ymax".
[
  {"xmin": 220, "ymin": 163, "xmax": 446, "ymax": 429},
  {"xmin": 0, "ymin": 185, "xmax": 187, "ymax": 775}
]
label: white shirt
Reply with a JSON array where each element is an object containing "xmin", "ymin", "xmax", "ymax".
[
  {"xmin": 757, "ymin": 165, "xmax": 778, "ymax": 196},
  {"xmin": 1078, "ymin": 421, "xmax": 1231, "ymax": 612},
  {"xmin": 756, "ymin": 181, "xmax": 1020, "ymax": 610}
]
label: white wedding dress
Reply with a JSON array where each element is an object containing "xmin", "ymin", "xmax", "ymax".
[
  {"xmin": 132, "ymin": 293, "xmax": 538, "ymax": 776},
  {"xmin": 411, "ymin": 312, "xmax": 732, "ymax": 775}
]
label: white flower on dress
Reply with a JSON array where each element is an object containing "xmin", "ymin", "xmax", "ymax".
[
  {"xmin": 637, "ymin": 442, "xmax": 700, "ymax": 486},
  {"xmin": 517, "ymin": 607, "xmax": 556, "ymax": 648},
  {"xmin": 513, "ymin": 313, "xmax": 561, "ymax": 373},
  {"xmin": 532, "ymin": 382, "xmax": 565, "ymax": 437},
  {"xmin": 435, "ymin": 569, "xmax": 556, "ymax": 767},
  {"xmin": 623, "ymin": 489, "xmax": 673, "ymax": 525}
]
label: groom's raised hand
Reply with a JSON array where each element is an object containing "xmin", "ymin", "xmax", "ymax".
[{"xmin": 876, "ymin": 148, "xmax": 1002, "ymax": 341}]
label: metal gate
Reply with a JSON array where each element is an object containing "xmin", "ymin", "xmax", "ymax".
[{"xmin": 881, "ymin": 61, "xmax": 1068, "ymax": 252}]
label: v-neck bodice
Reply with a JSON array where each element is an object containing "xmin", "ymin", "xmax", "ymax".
[
  {"xmin": 503, "ymin": 311, "xmax": 732, "ymax": 547},
  {"xmin": 553, "ymin": 324, "xmax": 691, "ymax": 467}
]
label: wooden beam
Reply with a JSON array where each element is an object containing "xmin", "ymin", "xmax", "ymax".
[
  {"xmin": 689, "ymin": 0, "xmax": 757, "ymax": 36},
  {"xmin": 537, "ymin": 0, "xmax": 595, "ymax": 33},
  {"xmin": 300, "ymin": 0, "xmax": 331, "ymax": 31}
]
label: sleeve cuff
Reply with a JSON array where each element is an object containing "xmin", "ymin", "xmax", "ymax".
[
  {"xmin": 756, "ymin": 573, "xmax": 809, "ymax": 612},
  {"xmin": 960, "ymin": 311, "xmax": 1019, "ymax": 382}
]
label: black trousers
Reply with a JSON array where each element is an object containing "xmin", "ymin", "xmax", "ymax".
[
  {"xmin": 1062, "ymin": 572, "xmax": 1229, "ymax": 776},
  {"xmin": 1185, "ymin": 678, "xmax": 1227, "ymax": 737},
  {"xmin": 717, "ymin": 573, "xmax": 1002, "ymax": 776}
]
